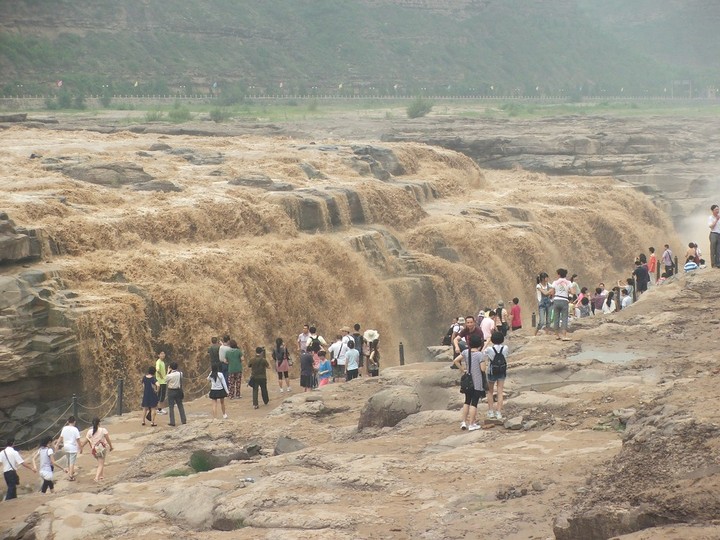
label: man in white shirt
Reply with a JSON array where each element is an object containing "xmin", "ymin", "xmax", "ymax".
[
  {"xmin": 297, "ymin": 324, "xmax": 311, "ymax": 354},
  {"xmin": 2, "ymin": 438, "xmax": 36, "ymax": 500},
  {"xmin": 709, "ymin": 204, "xmax": 720, "ymax": 268},
  {"xmin": 57, "ymin": 416, "xmax": 82, "ymax": 480},
  {"xmin": 328, "ymin": 328, "xmax": 353, "ymax": 382},
  {"xmin": 218, "ymin": 335, "xmax": 231, "ymax": 382}
]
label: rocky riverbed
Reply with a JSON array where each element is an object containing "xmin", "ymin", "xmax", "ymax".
[{"xmin": 0, "ymin": 110, "xmax": 717, "ymax": 538}]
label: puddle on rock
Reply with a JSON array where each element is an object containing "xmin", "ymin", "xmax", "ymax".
[
  {"xmin": 568, "ymin": 349, "xmax": 639, "ymax": 365},
  {"xmin": 516, "ymin": 380, "xmax": 602, "ymax": 393}
]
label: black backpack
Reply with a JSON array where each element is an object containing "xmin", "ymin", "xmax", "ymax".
[
  {"xmin": 442, "ymin": 325, "xmax": 454, "ymax": 346},
  {"xmin": 487, "ymin": 345, "xmax": 507, "ymax": 378},
  {"xmin": 309, "ymin": 336, "xmax": 322, "ymax": 352}
]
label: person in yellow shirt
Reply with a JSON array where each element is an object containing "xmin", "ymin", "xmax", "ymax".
[{"xmin": 155, "ymin": 351, "xmax": 168, "ymax": 415}]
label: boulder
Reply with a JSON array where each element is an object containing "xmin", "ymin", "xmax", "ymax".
[
  {"xmin": 132, "ymin": 179, "xmax": 183, "ymax": 192},
  {"xmin": 228, "ymin": 174, "xmax": 273, "ymax": 188},
  {"xmin": 0, "ymin": 113, "xmax": 27, "ymax": 123},
  {"xmin": 504, "ymin": 416, "xmax": 524, "ymax": 430},
  {"xmin": 358, "ymin": 387, "xmax": 421, "ymax": 429},
  {"xmin": 274, "ymin": 436, "xmax": 307, "ymax": 455},
  {"xmin": 58, "ymin": 162, "xmax": 154, "ymax": 187},
  {"xmin": 148, "ymin": 143, "xmax": 172, "ymax": 151},
  {"xmin": 553, "ymin": 506, "xmax": 677, "ymax": 540},
  {"xmin": 299, "ymin": 162, "xmax": 328, "ymax": 179},
  {"xmin": 0, "ymin": 213, "xmax": 43, "ymax": 264},
  {"xmin": 351, "ymin": 145, "xmax": 406, "ymax": 176}
]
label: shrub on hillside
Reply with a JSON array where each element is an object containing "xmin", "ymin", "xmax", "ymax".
[
  {"xmin": 167, "ymin": 106, "xmax": 192, "ymax": 123},
  {"xmin": 406, "ymin": 97, "xmax": 433, "ymax": 119},
  {"xmin": 145, "ymin": 109, "xmax": 164, "ymax": 122},
  {"xmin": 209, "ymin": 107, "xmax": 230, "ymax": 123}
]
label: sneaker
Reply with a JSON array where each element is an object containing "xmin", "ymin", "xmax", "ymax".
[
  {"xmin": 486, "ymin": 411, "xmax": 495, "ymax": 419},
  {"xmin": 279, "ymin": 388, "xmax": 284, "ymax": 393},
  {"xmin": 222, "ymin": 413, "xmax": 228, "ymax": 419},
  {"xmin": 460, "ymin": 421, "xmax": 468, "ymax": 430},
  {"xmin": 286, "ymin": 387, "xmax": 291, "ymax": 392},
  {"xmin": 468, "ymin": 423, "xmax": 481, "ymax": 431},
  {"xmin": 495, "ymin": 412, "xmax": 504, "ymax": 421},
  {"xmin": 157, "ymin": 409, "xmax": 167, "ymax": 415}
]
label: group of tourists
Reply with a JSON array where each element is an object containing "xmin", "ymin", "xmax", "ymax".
[
  {"xmin": 200, "ymin": 323, "xmax": 381, "ymax": 418},
  {"xmin": 2, "ymin": 415, "xmax": 113, "ymax": 499}
]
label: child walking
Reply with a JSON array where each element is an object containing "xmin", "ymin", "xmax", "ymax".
[{"xmin": 33, "ymin": 436, "xmax": 68, "ymax": 494}]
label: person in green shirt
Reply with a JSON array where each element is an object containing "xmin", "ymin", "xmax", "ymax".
[
  {"xmin": 248, "ymin": 347, "xmax": 270, "ymax": 409},
  {"xmin": 226, "ymin": 339, "xmax": 243, "ymax": 399},
  {"xmin": 155, "ymin": 351, "xmax": 168, "ymax": 415}
]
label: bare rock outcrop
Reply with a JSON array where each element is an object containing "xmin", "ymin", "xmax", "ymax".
[
  {"xmin": 357, "ymin": 386, "xmax": 421, "ymax": 429},
  {"xmin": 0, "ymin": 212, "xmax": 42, "ymax": 264},
  {"xmin": 56, "ymin": 161, "xmax": 154, "ymax": 187}
]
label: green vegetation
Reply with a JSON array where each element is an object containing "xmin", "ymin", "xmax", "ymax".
[
  {"xmin": 189, "ymin": 450, "xmax": 215, "ymax": 472},
  {"xmin": 209, "ymin": 107, "xmax": 231, "ymax": 123},
  {"xmin": 144, "ymin": 109, "xmax": 164, "ymax": 122},
  {"xmin": 406, "ymin": 97, "xmax": 433, "ymax": 119},
  {"xmin": 167, "ymin": 103, "xmax": 192, "ymax": 123},
  {"xmin": 1, "ymin": 1, "xmax": 716, "ymax": 98}
]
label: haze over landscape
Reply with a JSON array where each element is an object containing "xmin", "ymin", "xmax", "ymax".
[{"xmin": 1, "ymin": 2, "xmax": 720, "ymax": 539}]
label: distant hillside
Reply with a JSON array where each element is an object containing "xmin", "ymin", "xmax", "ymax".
[{"xmin": 0, "ymin": 0, "xmax": 716, "ymax": 98}]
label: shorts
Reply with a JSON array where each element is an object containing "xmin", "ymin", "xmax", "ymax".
[
  {"xmin": 487, "ymin": 373, "xmax": 506, "ymax": 383},
  {"xmin": 209, "ymin": 388, "xmax": 228, "ymax": 400},
  {"xmin": 300, "ymin": 373, "xmax": 314, "ymax": 388},
  {"xmin": 66, "ymin": 452, "xmax": 78, "ymax": 465}
]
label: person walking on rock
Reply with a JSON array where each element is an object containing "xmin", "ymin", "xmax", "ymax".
[
  {"xmin": 208, "ymin": 362, "xmax": 229, "ymax": 419},
  {"xmin": 662, "ymin": 244, "xmax": 674, "ymax": 276},
  {"xmin": 300, "ymin": 346, "xmax": 315, "ymax": 392},
  {"xmin": 297, "ymin": 324, "xmax": 311, "ymax": 355},
  {"xmin": 155, "ymin": 351, "xmax": 168, "ymax": 416},
  {"xmin": 273, "ymin": 337, "xmax": 291, "ymax": 393},
  {"xmin": 56, "ymin": 415, "xmax": 81, "ymax": 481},
  {"xmin": 141, "ymin": 366, "xmax": 159, "ymax": 426},
  {"xmin": 483, "ymin": 332, "xmax": 509, "ymax": 421},
  {"xmin": 345, "ymin": 340, "xmax": 360, "ymax": 381},
  {"xmin": 709, "ymin": 205, "xmax": 720, "ymax": 268},
  {"xmin": 248, "ymin": 347, "xmax": 270, "ymax": 409},
  {"xmin": 534, "ymin": 272, "xmax": 552, "ymax": 335},
  {"xmin": 2, "ymin": 438, "xmax": 36, "ymax": 500},
  {"xmin": 218, "ymin": 335, "xmax": 232, "ymax": 386},
  {"xmin": 33, "ymin": 436, "xmax": 67, "ymax": 494},
  {"xmin": 226, "ymin": 339, "xmax": 243, "ymax": 399},
  {"xmin": 549, "ymin": 268, "xmax": 572, "ymax": 341},
  {"xmin": 208, "ymin": 336, "xmax": 220, "ymax": 367},
  {"xmin": 166, "ymin": 362, "xmax": 187, "ymax": 426},
  {"xmin": 453, "ymin": 333, "xmax": 486, "ymax": 431},
  {"xmin": 86, "ymin": 417, "xmax": 113, "ymax": 483}
]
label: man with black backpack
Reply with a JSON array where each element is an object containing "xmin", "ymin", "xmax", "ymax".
[{"xmin": 483, "ymin": 331, "xmax": 508, "ymax": 422}]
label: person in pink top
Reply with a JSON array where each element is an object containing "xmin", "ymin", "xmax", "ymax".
[{"xmin": 509, "ymin": 297, "xmax": 522, "ymax": 331}]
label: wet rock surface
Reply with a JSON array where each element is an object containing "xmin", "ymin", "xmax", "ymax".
[{"xmin": 0, "ymin": 212, "xmax": 42, "ymax": 264}]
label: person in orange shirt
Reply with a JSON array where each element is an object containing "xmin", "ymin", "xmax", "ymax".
[{"xmin": 647, "ymin": 246, "xmax": 657, "ymax": 283}]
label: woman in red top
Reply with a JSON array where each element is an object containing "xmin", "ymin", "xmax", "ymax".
[{"xmin": 510, "ymin": 298, "xmax": 522, "ymax": 331}]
